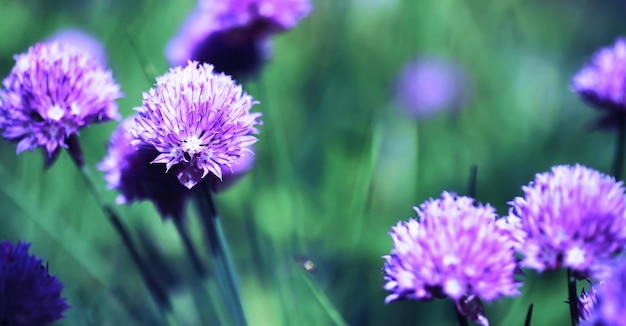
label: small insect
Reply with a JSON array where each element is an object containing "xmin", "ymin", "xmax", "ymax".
[{"xmin": 294, "ymin": 255, "xmax": 316, "ymax": 273}]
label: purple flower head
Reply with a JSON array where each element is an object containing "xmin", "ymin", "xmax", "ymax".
[
  {"xmin": 132, "ymin": 61, "xmax": 262, "ymax": 189},
  {"xmin": 46, "ymin": 28, "xmax": 107, "ymax": 66},
  {"xmin": 383, "ymin": 192, "xmax": 520, "ymax": 313},
  {"xmin": 584, "ymin": 264, "xmax": 626, "ymax": 326},
  {"xmin": 0, "ymin": 42, "xmax": 123, "ymax": 165},
  {"xmin": 0, "ymin": 241, "xmax": 69, "ymax": 326},
  {"xmin": 199, "ymin": 0, "xmax": 312, "ymax": 33},
  {"xmin": 509, "ymin": 164, "xmax": 626, "ymax": 279},
  {"xmin": 166, "ymin": 0, "xmax": 310, "ymax": 80},
  {"xmin": 99, "ymin": 117, "xmax": 191, "ymax": 219},
  {"xmin": 572, "ymin": 38, "xmax": 626, "ymax": 113},
  {"xmin": 395, "ymin": 57, "xmax": 472, "ymax": 119}
]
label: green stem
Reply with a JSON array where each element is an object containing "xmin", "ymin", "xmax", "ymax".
[
  {"xmin": 567, "ymin": 269, "xmax": 579, "ymax": 326},
  {"xmin": 193, "ymin": 182, "xmax": 246, "ymax": 326},
  {"xmin": 524, "ymin": 303, "xmax": 534, "ymax": 326},
  {"xmin": 72, "ymin": 162, "xmax": 171, "ymax": 313},
  {"xmin": 173, "ymin": 216, "xmax": 206, "ymax": 277}
]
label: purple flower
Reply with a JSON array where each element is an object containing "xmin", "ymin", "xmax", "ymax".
[
  {"xmin": 584, "ymin": 264, "xmax": 626, "ymax": 326},
  {"xmin": 100, "ymin": 115, "xmax": 256, "ymax": 218},
  {"xmin": 0, "ymin": 42, "xmax": 123, "ymax": 165},
  {"xmin": 577, "ymin": 282, "xmax": 599, "ymax": 322},
  {"xmin": 0, "ymin": 241, "xmax": 69, "ymax": 326},
  {"xmin": 572, "ymin": 38, "xmax": 626, "ymax": 128},
  {"xmin": 509, "ymin": 164, "xmax": 626, "ymax": 279},
  {"xmin": 382, "ymin": 192, "xmax": 520, "ymax": 315},
  {"xmin": 166, "ymin": 0, "xmax": 311, "ymax": 79},
  {"xmin": 395, "ymin": 57, "xmax": 472, "ymax": 119},
  {"xmin": 46, "ymin": 28, "xmax": 107, "ymax": 66},
  {"xmin": 99, "ymin": 117, "xmax": 190, "ymax": 219},
  {"xmin": 131, "ymin": 61, "xmax": 262, "ymax": 189}
]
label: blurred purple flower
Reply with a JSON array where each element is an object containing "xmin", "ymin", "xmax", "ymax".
[
  {"xmin": 577, "ymin": 282, "xmax": 599, "ymax": 322},
  {"xmin": 166, "ymin": 0, "xmax": 311, "ymax": 80},
  {"xmin": 572, "ymin": 38, "xmax": 626, "ymax": 128},
  {"xmin": 46, "ymin": 28, "xmax": 107, "ymax": 66},
  {"xmin": 383, "ymin": 192, "xmax": 520, "ymax": 322},
  {"xmin": 573, "ymin": 38, "xmax": 626, "ymax": 111},
  {"xmin": 99, "ymin": 117, "xmax": 190, "ymax": 219},
  {"xmin": 584, "ymin": 265, "xmax": 626, "ymax": 326},
  {"xmin": 395, "ymin": 57, "xmax": 472, "ymax": 119},
  {"xmin": 0, "ymin": 241, "xmax": 69, "ymax": 326},
  {"xmin": 0, "ymin": 42, "xmax": 123, "ymax": 165},
  {"xmin": 132, "ymin": 61, "xmax": 262, "ymax": 189},
  {"xmin": 509, "ymin": 164, "xmax": 626, "ymax": 279}
]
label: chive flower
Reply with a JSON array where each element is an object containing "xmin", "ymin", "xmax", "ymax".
[
  {"xmin": 584, "ymin": 265, "xmax": 626, "ymax": 325},
  {"xmin": 0, "ymin": 241, "xmax": 69, "ymax": 326},
  {"xmin": 572, "ymin": 38, "xmax": 626, "ymax": 128},
  {"xmin": 131, "ymin": 61, "xmax": 262, "ymax": 189},
  {"xmin": 509, "ymin": 164, "xmax": 626, "ymax": 279},
  {"xmin": 166, "ymin": 0, "xmax": 311, "ymax": 80},
  {"xmin": 0, "ymin": 42, "xmax": 123, "ymax": 166},
  {"xmin": 383, "ymin": 192, "xmax": 520, "ymax": 322}
]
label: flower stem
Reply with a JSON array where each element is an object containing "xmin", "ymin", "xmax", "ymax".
[
  {"xmin": 612, "ymin": 111, "xmax": 626, "ymax": 180},
  {"xmin": 567, "ymin": 268, "xmax": 579, "ymax": 326},
  {"xmin": 467, "ymin": 164, "xmax": 478, "ymax": 198},
  {"xmin": 193, "ymin": 182, "xmax": 246, "ymax": 326},
  {"xmin": 299, "ymin": 268, "xmax": 349, "ymax": 326},
  {"xmin": 66, "ymin": 143, "xmax": 171, "ymax": 313},
  {"xmin": 453, "ymin": 301, "xmax": 469, "ymax": 326},
  {"xmin": 173, "ymin": 216, "xmax": 206, "ymax": 277},
  {"xmin": 524, "ymin": 303, "xmax": 534, "ymax": 326}
]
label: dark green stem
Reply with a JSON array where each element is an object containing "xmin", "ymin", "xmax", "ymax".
[
  {"xmin": 193, "ymin": 182, "xmax": 246, "ymax": 326},
  {"xmin": 567, "ymin": 269, "xmax": 579, "ymax": 326},
  {"xmin": 453, "ymin": 302, "xmax": 469, "ymax": 326},
  {"xmin": 71, "ymin": 158, "xmax": 171, "ymax": 312},
  {"xmin": 524, "ymin": 303, "xmax": 534, "ymax": 326},
  {"xmin": 173, "ymin": 216, "xmax": 206, "ymax": 277},
  {"xmin": 612, "ymin": 111, "xmax": 626, "ymax": 180}
]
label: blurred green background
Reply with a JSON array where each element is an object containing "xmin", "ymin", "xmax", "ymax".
[{"xmin": 1, "ymin": 0, "xmax": 625, "ymax": 325}]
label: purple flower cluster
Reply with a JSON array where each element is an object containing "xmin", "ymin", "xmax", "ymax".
[
  {"xmin": 166, "ymin": 0, "xmax": 311, "ymax": 79},
  {"xmin": 0, "ymin": 241, "xmax": 69, "ymax": 326},
  {"xmin": 0, "ymin": 42, "xmax": 122, "ymax": 164},
  {"xmin": 509, "ymin": 164, "xmax": 626, "ymax": 279},
  {"xmin": 383, "ymin": 192, "xmax": 520, "ymax": 308}
]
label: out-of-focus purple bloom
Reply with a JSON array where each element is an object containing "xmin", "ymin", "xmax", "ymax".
[
  {"xmin": 395, "ymin": 57, "xmax": 472, "ymax": 119},
  {"xmin": 166, "ymin": 0, "xmax": 311, "ymax": 80},
  {"xmin": 573, "ymin": 38, "xmax": 626, "ymax": 111},
  {"xmin": 0, "ymin": 241, "xmax": 69, "ymax": 326},
  {"xmin": 572, "ymin": 38, "xmax": 626, "ymax": 128},
  {"xmin": 383, "ymin": 192, "xmax": 520, "ymax": 323},
  {"xmin": 46, "ymin": 29, "xmax": 107, "ymax": 66},
  {"xmin": 198, "ymin": 0, "xmax": 312, "ymax": 32},
  {"xmin": 577, "ymin": 282, "xmax": 600, "ymax": 322},
  {"xmin": 132, "ymin": 61, "xmax": 262, "ymax": 189},
  {"xmin": 584, "ymin": 265, "xmax": 626, "ymax": 326},
  {"xmin": 99, "ymin": 117, "xmax": 191, "ymax": 220},
  {"xmin": 509, "ymin": 164, "xmax": 626, "ymax": 279},
  {"xmin": 0, "ymin": 42, "xmax": 123, "ymax": 166}
]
